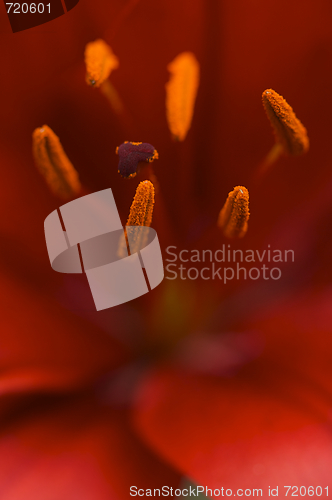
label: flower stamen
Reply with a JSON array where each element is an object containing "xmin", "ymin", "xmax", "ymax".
[
  {"xmin": 165, "ymin": 52, "xmax": 200, "ymax": 141},
  {"xmin": 262, "ymin": 89, "xmax": 309, "ymax": 156},
  {"xmin": 119, "ymin": 180, "xmax": 155, "ymax": 258},
  {"xmin": 32, "ymin": 125, "xmax": 81, "ymax": 199},
  {"xmin": 218, "ymin": 186, "xmax": 250, "ymax": 238},
  {"xmin": 127, "ymin": 180, "xmax": 155, "ymax": 227},
  {"xmin": 84, "ymin": 39, "xmax": 119, "ymax": 87}
]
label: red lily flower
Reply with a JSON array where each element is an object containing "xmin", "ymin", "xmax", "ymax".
[{"xmin": 1, "ymin": 0, "xmax": 332, "ymax": 498}]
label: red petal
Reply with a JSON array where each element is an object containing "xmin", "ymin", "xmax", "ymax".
[
  {"xmin": 0, "ymin": 396, "xmax": 180, "ymax": 500},
  {"xmin": 134, "ymin": 290, "xmax": 332, "ymax": 488},
  {"xmin": 0, "ymin": 271, "xmax": 126, "ymax": 399},
  {"xmin": 134, "ymin": 368, "xmax": 332, "ymax": 489}
]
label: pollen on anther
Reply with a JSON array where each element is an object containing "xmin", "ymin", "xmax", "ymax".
[
  {"xmin": 165, "ymin": 52, "xmax": 200, "ymax": 141},
  {"xmin": 262, "ymin": 89, "xmax": 309, "ymax": 156},
  {"xmin": 116, "ymin": 142, "xmax": 159, "ymax": 178},
  {"xmin": 127, "ymin": 180, "xmax": 155, "ymax": 227},
  {"xmin": 32, "ymin": 125, "xmax": 81, "ymax": 199},
  {"xmin": 118, "ymin": 180, "xmax": 155, "ymax": 258},
  {"xmin": 85, "ymin": 39, "xmax": 119, "ymax": 87},
  {"xmin": 218, "ymin": 186, "xmax": 250, "ymax": 238}
]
